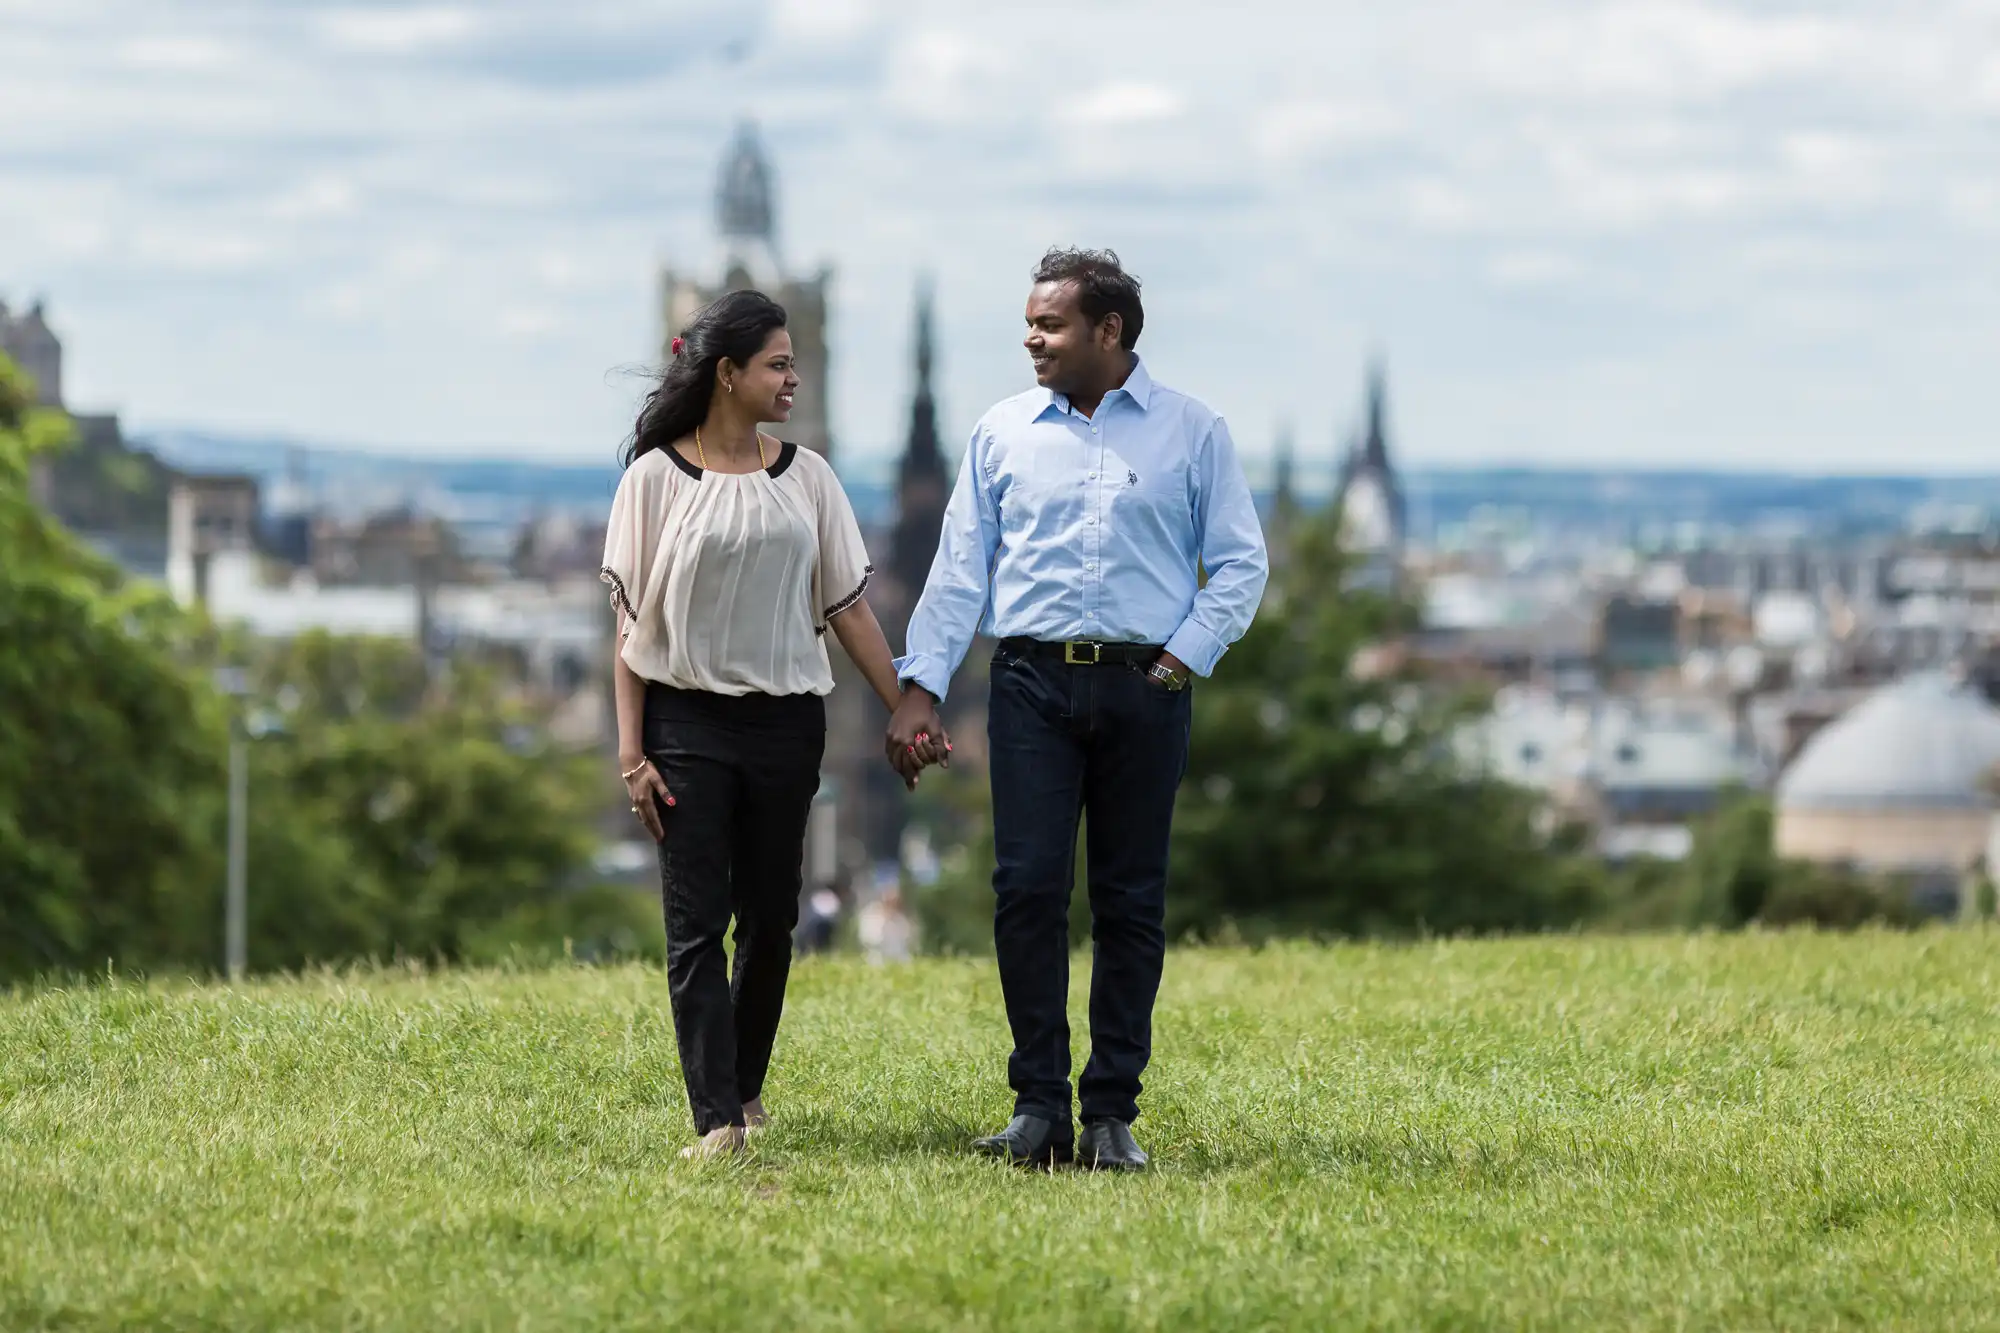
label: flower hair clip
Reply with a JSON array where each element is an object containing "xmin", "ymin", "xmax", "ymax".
[{"xmin": 670, "ymin": 336, "xmax": 686, "ymax": 356}]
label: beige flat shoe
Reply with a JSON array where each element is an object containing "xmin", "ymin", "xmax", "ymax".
[
  {"xmin": 679, "ymin": 1125, "xmax": 747, "ymax": 1161},
  {"xmin": 743, "ymin": 1099, "xmax": 770, "ymax": 1135}
]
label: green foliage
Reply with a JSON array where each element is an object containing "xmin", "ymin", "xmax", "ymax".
[
  {"xmin": 0, "ymin": 355, "xmax": 228, "ymax": 975},
  {"xmin": 220, "ymin": 631, "xmax": 601, "ymax": 969},
  {"xmin": 1167, "ymin": 508, "xmax": 1602, "ymax": 939},
  {"xmin": 457, "ymin": 884, "xmax": 665, "ymax": 967},
  {"xmin": 0, "ymin": 352, "xmax": 600, "ymax": 979},
  {"xmin": 1681, "ymin": 787, "xmax": 1779, "ymax": 927},
  {"xmin": 1600, "ymin": 794, "xmax": 1923, "ymax": 931}
]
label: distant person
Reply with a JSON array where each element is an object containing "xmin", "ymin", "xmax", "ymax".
[
  {"xmin": 603, "ymin": 290, "xmax": 945, "ymax": 1161},
  {"xmin": 887, "ymin": 249, "xmax": 1268, "ymax": 1170},
  {"xmin": 856, "ymin": 885, "xmax": 916, "ymax": 963},
  {"xmin": 796, "ymin": 881, "xmax": 845, "ymax": 955}
]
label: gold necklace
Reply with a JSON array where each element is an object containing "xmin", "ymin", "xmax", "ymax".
[{"xmin": 694, "ymin": 427, "xmax": 768, "ymax": 472}]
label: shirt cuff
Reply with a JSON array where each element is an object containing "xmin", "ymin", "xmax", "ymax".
[
  {"xmin": 893, "ymin": 652, "xmax": 950, "ymax": 706},
  {"xmin": 1163, "ymin": 620, "xmax": 1228, "ymax": 677}
]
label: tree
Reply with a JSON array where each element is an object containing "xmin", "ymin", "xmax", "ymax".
[
  {"xmin": 1167, "ymin": 511, "xmax": 1603, "ymax": 939},
  {"xmin": 0, "ymin": 354, "xmax": 227, "ymax": 975},
  {"xmin": 232, "ymin": 631, "xmax": 599, "ymax": 965},
  {"xmin": 1, "ymin": 351, "xmax": 609, "ymax": 979}
]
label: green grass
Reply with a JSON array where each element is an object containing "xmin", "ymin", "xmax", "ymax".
[{"xmin": 6, "ymin": 931, "xmax": 2000, "ymax": 1331}]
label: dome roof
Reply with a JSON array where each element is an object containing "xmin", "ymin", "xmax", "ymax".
[{"xmin": 1778, "ymin": 671, "xmax": 2000, "ymax": 811}]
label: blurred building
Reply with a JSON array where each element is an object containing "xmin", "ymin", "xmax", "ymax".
[
  {"xmin": 1468, "ymin": 687, "xmax": 1757, "ymax": 860},
  {"xmin": 658, "ymin": 121, "xmax": 832, "ymax": 462},
  {"xmin": 167, "ymin": 474, "xmax": 259, "ymax": 606},
  {"xmin": 511, "ymin": 510, "xmax": 609, "ymax": 584},
  {"xmin": 5, "ymin": 295, "xmax": 175, "ymax": 568},
  {"xmin": 1331, "ymin": 364, "xmax": 1406, "ymax": 591},
  {"xmin": 0, "ymin": 297, "xmax": 61, "ymax": 406},
  {"xmin": 1775, "ymin": 671, "xmax": 2000, "ymax": 902}
]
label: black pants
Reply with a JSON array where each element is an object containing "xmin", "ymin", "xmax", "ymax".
[
  {"xmin": 643, "ymin": 682, "xmax": 825, "ymax": 1134},
  {"xmin": 986, "ymin": 645, "xmax": 1193, "ymax": 1126}
]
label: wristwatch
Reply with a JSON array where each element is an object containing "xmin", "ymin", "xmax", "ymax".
[{"xmin": 1147, "ymin": 661, "xmax": 1190, "ymax": 692}]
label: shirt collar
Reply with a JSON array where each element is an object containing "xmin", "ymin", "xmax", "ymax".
[{"xmin": 1036, "ymin": 355, "xmax": 1153, "ymax": 420}]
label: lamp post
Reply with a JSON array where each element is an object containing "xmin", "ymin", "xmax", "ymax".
[
  {"xmin": 214, "ymin": 669, "xmax": 250, "ymax": 979},
  {"xmin": 225, "ymin": 718, "xmax": 249, "ymax": 980},
  {"xmin": 214, "ymin": 667, "xmax": 283, "ymax": 982}
]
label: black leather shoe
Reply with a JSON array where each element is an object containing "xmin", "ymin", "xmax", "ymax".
[
  {"xmin": 971, "ymin": 1114, "xmax": 1073, "ymax": 1167},
  {"xmin": 1079, "ymin": 1118, "xmax": 1149, "ymax": 1172}
]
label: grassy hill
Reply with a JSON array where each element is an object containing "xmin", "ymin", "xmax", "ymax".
[{"xmin": 5, "ymin": 932, "xmax": 2000, "ymax": 1330}]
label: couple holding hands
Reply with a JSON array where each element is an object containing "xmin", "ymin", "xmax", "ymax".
[{"xmin": 602, "ymin": 248, "xmax": 1268, "ymax": 1167}]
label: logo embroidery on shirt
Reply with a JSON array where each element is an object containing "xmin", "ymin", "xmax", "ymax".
[{"xmin": 1127, "ymin": 470, "xmax": 1139, "ymax": 486}]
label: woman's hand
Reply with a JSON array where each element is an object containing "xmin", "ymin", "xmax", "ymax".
[
  {"xmin": 886, "ymin": 688, "xmax": 950, "ymax": 789},
  {"xmin": 621, "ymin": 754, "xmax": 675, "ymax": 842}
]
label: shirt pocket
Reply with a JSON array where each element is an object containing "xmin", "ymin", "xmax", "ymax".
[{"xmin": 1114, "ymin": 458, "xmax": 1192, "ymax": 527}]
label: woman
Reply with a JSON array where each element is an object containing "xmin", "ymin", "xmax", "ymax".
[{"xmin": 601, "ymin": 290, "xmax": 945, "ymax": 1159}]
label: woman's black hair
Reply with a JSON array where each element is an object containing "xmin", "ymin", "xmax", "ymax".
[{"xmin": 623, "ymin": 289, "xmax": 789, "ymax": 467}]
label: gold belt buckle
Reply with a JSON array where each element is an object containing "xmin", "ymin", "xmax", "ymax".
[{"xmin": 1064, "ymin": 640, "xmax": 1102, "ymax": 665}]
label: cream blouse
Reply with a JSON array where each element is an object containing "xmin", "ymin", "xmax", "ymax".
[{"xmin": 599, "ymin": 439, "xmax": 872, "ymax": 697}]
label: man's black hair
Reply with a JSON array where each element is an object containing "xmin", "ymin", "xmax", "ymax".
[{"xmin": 1031, "ymin": 247, "xmax": 1143, "ymax": 350}]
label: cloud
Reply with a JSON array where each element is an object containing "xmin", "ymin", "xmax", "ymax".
[
  {"xmin": 268, "ymin": 175, "xmax": 359, "ymax": 222},
  {"xmin": 1253, "ymin": 99, "xmax": 1402, "ymax": 164},
  {"xmin": 1068, "ymin": 83, "xmax": 1184, "ymax": 127},
  {"xmin": 312, "ymin": 6, "xmax": 481, "ymax": 54},
  {"xmin": 1, "ymin": 0, "xmax": 1996, "ymax": 472},
  {"xmin": 113, "ymin": 34, "xmax": 245, "ymax": 72}
]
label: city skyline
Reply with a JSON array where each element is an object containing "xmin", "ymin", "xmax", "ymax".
[{"xmin": 4, "ymin": 1, "xmax": 1997, "ymax": 472}]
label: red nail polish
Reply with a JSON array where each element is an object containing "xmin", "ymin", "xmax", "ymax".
[{"xmin": 666, "ymin": 797, "xmax": 676, "ymax": 807}]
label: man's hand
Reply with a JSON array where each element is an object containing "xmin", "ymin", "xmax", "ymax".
[
  {"xmin": 886, "ymin": 685, "xmax": 950, "ymax": 790},
  {"xmin": 1149, "ymin": 650, "xmax": 1192, "ymax": 690}
]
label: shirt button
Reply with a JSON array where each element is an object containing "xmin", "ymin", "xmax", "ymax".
[
  {"xmin": 1088, "ymin": 472, "xmax": 1097, "ymax": 480},
  {"xmin": 1086, "ymin": 563, "xmax": 1097, "ymax": 572},
  {"xmin": 1091, "ymin": 426, "xmax": 1100, "ymax": 435},
  {"xmin": 1086, "ymin": 516, "xmax": 1096, "ymax": 525}
]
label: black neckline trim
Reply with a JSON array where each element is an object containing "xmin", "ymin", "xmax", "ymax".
[{"xmin": 665, "ymin": 439, "xmax": 798, "ymax": 480}]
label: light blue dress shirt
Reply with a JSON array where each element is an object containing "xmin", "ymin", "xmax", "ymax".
[{"xmin": 895, "ymin": 357, "xmax": 1269, "ymax": 705}]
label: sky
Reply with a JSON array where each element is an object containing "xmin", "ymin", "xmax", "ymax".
[{"xmin": 3, "ymin": 0, "xmax": 1997, "ymax": 478}]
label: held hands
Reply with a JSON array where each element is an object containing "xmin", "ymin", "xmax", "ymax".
[
  {"xmin": 621, "ymin": 753, "xmax": 675, "ymax": 841},
  {"xmin": 885, "ymin": 686, "xmax": 951, "ymax": 790}
]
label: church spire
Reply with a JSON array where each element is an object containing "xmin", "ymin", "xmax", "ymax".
[
  {"xmin": 900, "ymin": 277, "xmax": 943, "ymax": 484},
  {"xmin": 713, "ymin": 120, "xmax": 782, "ymax": 286},
  {"xmin": 914, "ymin": 274, "xmax": 935, "ymax": 391},
  {"xmin": 1361, "ymin": 357, "xmax": 1389, "ymax": 468},
  {"xmin": 716, "ymin": 120, "xmax": 776, "ymax": 246},
  {"xmin": 1333, "ymin": 358, "xmax": 1408, "ymax": 589}
]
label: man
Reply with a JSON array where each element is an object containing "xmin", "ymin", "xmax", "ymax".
[{"xmin": 887, "ymin": 248, "xmax": 1268, "ymax": 1170}]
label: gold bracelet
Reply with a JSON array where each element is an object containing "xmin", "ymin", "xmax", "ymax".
[{"xmin": 621, "ymin": 759, "xmax": 650, "ymax": 781}]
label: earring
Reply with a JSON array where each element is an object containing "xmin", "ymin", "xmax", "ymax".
[{"xmin": 726, "ymin": 381, "xmax": 734, "ymax": 394}]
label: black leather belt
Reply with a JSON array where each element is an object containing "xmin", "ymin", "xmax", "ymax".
[{"xmin": 1000, "ymin": 637, "xmax": 1162, "ymax": 667}]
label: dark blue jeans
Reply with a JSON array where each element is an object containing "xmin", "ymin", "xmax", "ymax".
[{"xmin": 986, "ymin": 644, "xmax": 1193, "ymax": 1127}]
